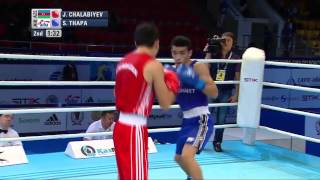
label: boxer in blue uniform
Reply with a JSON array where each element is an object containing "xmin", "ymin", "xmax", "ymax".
[{"xmin": 169, "ymin": 36, "xmax": 218, "ymax": 180}]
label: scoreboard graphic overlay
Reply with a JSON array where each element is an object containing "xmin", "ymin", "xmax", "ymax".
[{"xmin": 31, "ymin": 9, "xmax": 108, "ymax": 38}]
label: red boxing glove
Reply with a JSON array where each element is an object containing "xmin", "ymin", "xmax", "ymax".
[{"xmin": 164, "ymin": 69, "xmax": 180, "ymax": 94}]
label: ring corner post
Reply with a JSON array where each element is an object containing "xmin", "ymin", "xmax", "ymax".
[{"xmin": 237, "ymin": 47, "xmax": 266, "ymax": 145}]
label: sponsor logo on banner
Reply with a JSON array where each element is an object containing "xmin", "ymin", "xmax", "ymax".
[
  {"xmin": 65, "ymin": 95, "xmax": 80, "ymax": 104},
  {"xmin": 316, "ymin": 120, "xmax": 320, "ymax": 135},
  {"xmin": 71, "ymin": 112, "xmax": 83, "ymax": 125},
  {"xmin": 46, "ymin": 95, "xmax": 59, "ymax": 104},
  {"xmin": 244, "ymin": 78, "xmax": 258, "ymax": 82},
  {"xmin": 81, "ymin": 145, "xmax": 115, "ymax": 157},
  {"xmin": 262, "ymin": 95, "xmax": 289, "ymax": 103},
  {"xmin": 302, "ymin": 95, "xmax": 320, "ymax": 101},
  {"xmin": 281, "ymin": 95, "xmax": 290, "ymax": 102},
  {"xmin": 81, "ymin": 145, "xmax": 96, "ymax": 156},
  {"xmin": 149, "ymin": 113, "xmax": 172, "ymax": 120},
  {"xmin": 44, "ymin": 114, "xmax": 61, "ymax": 125},
  {"xmin": 262, "ymin": 89, "xmax": 290, "ymax": 108},
  {"xmin": 65, "ymin": 137, "xmax": 156, "ymax": 159},
  {"xmin": 12, "ymin": 97, "xmax": 40, "ymax": 104},
  {"xmin": 288, "ymin": 91, "xmax": 320, "ymax": 108},
  {"xmin": 18, "ymin": 117, "xmax": 40, "ymax": 124},
  {"xmin": 291, "ymin": 69, "xmax": 320, "ymax": 86},
  {"xmin": 287, "ymin": 76, "xmax": 296, "ymax": 85},
  {"xmin": 297, "ymin": 77, "xmax": 312, "ymax": 83}
]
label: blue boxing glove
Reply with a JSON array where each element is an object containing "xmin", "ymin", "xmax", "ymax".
[{"xmin": 176, "ymin": 64, "xmax": 206, "ymax": 90}]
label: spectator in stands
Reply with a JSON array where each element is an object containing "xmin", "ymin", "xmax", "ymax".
[
  {"xmin": 264, "ymin": 26, "xmax": 272, "ymax": 57},
  {"xmin": 239, "ymin": 0, "xmax": 249, "ymax": 17},
  {"xmin": 62, "ymin": 63, "xmax": 78, "ymax": 81},
  {"xmin": 217, "ymin": 0, "xmax": 228, "ymax": 31},
  {"xmin": 204, "ymin": 32, "xmax": 240, "ymax": 152},
  {"xmin": 0, "ymin": 114, "xmax": 22, "ymax": 147},
  {"xmin": 83, "ymin": 111, "xmax": 116, "ymax": 140},
  {"xmin": 287, "ymin": 3, "xmax": 299, "ymax": 19},
  {"xmin": 282, "ymin": 19, "xmax": 296, "ymax": 56}
]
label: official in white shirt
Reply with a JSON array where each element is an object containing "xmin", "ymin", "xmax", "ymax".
[
  {"xmin": 0, "ymin": 114, "xmax": 22, "ymax": 147},
  {"xmin": 84, "ymin": 111, "xmax": 116, "ymax": 140}
]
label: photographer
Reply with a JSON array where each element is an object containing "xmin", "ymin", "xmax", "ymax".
[{"xmin": 204, "ymin": 32, "xmax": 240, "ymax": 152}]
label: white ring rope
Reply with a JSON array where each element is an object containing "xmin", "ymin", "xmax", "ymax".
[
  {"xmin": 0, "ymin": 103, "xmax": 238, "ymax": 115},
  {"xmin": 265, "ymin": 61, "xmax": 320, "ymax": 69},
  {"xmin": 0, "ymin": 53, "xmax": 242, "ymax": 64},
  {"xmin": 261, "ymin": 104, "xmax": 320, "ymax": 119},
  {"xmin": 1, "ymin": 53, "xmax": 319, "ymax": 145},
  {"xmin": 259, "ymin": 126, "xmax": 320, "ymax": 144},
  {"xmin": 0, "ymin": 81, "xmax": 116, "ymax": 86},
  {"xmin": 0, "ymin": 80, "xmax": 239, "ymax": 86},
  {"xmin": 3, "ymin": 54, "xmax": 320, "ymax": 69},
  {"xmin": 0, "ymin": 124, "xmax": 238, "ymax": 142},
  {"xmin": 263, "ymin": 82, "xmax": 320, "ymax": 93}
]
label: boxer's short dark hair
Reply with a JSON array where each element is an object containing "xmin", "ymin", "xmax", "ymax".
[
  {"xmin": 134, "ymin": 22, "xmax": 159, "ymax": 47},
  {"xmin": 171, "ymin": 35, "xmax": 192, "ymax": 50}
]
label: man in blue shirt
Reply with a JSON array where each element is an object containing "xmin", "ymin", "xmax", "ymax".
[{"xmin": 170, "ymin": 36, "xmax": 218, "ymax": 180}]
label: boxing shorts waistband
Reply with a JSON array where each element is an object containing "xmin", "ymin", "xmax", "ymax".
[
  {"xmin": 118, "ymin": 112, "xmax": 147, "ymax": 126},
  {"xmin": 183, "ymin": 106, "xmax": 210, "ymax": 119}
]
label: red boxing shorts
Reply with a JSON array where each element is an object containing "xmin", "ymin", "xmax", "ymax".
[{"xmin": 113, "ymin": 113, "xmax": 149, "ymax": 180}]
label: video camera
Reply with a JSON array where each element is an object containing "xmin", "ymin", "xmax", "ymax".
[{"xmin": 207, "ymin": 35, "xmax": 226, "ymax": 58}]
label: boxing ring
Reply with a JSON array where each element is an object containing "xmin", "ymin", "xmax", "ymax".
[{"xmin": 0, "ymin": 50, "xmax": 320, "ymax": 179}]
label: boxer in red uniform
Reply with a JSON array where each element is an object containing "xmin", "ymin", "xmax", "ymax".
[{"xmin": 114, "ymin": 23, "xmax": 180, "ymax": 180}]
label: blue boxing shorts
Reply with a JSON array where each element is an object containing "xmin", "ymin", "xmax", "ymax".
[{"xmin": 176, "ymin": 114, "xmax": 214, "ymax": 155}]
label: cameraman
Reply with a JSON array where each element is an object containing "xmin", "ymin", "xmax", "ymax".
[{"xmin": 204, "ymin": 32, "xmax": 240, "ymax": 152}]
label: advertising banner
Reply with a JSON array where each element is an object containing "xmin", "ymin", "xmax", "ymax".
[
  {"xmin": 0, "ymin": 89, "xmax": 82, "ymax": 105},
  {"xmin": 12, "ymin": 113, "xmax": 67, "ymax": 133},
  {"xmin": 288, "ymin": 91, "xmax": 320, "ymax": 109},
  {"xmin": 0, "ymin": 64, "xmax": 90, "ymax": 81},
  {"xmin": 262, "ymin": 89, "xmax": 290, "ymax": 108}
]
